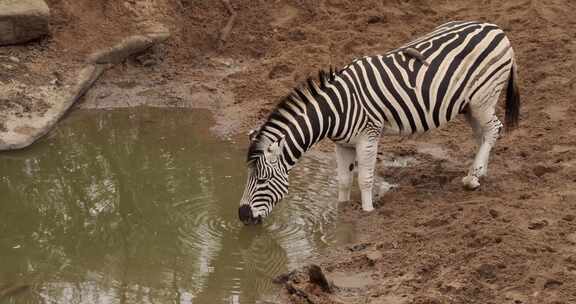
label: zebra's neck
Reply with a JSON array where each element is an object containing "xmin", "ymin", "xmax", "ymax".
[{"xmin": 256, "ymin": 79, "xmax": 342, "ymax": 170}]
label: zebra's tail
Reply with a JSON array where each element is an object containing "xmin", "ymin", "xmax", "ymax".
[{"xmin": 505, "ymin": 60, "xmax": 520, "ymax": 131}]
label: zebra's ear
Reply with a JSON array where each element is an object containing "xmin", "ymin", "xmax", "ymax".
[{"xmin": 248, "ymin": 129, "xmax": 258, "ymax": 142}]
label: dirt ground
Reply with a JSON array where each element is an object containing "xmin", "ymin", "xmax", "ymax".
[{"xmin": 2, "ymin": 0, "xmax": 576, "ymax": 303}]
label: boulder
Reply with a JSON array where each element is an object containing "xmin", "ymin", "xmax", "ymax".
[{"xmin": 0, "ymin": 0, "xmax": 50, "ymax": 45}]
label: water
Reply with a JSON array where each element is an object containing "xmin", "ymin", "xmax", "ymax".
[{"xmin": 0, "ymin": 108, "xmax": 354, "ymax": 304}]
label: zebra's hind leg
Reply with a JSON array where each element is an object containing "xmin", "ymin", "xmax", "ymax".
[
  {"xmin": 356, "ymin": 136, "xmax": 379, "ymax": 212},
  {"xmin": 462, "ymin": 106, "xmax": 503, "ymax": 190},
  {"xmin": 335, "ymin": 144, "xmax": 356, "ymax": 202},
  {"xmin": 464, "ymin": 108, "xmax": 483, "ymax": 146}
]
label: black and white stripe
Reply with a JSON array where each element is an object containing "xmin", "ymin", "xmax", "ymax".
[{"xmin": 239, "ymin": 21, "xmax": 520, "ymax": 223}]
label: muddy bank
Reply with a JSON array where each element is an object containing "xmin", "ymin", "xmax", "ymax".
[{"xmin": 1, "ymin": 0, "xmax": 576, "ymax": 303}]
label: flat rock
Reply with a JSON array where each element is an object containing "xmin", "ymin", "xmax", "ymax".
[
  {"xmin": 0, "ymin": 0, "xmax": 50, "ymax": 45},
  {"xmin": 330, "ymin": 271, "xmax": 374, "ymax": 289},
  {"xmin": 0, "ymin": 64, "xmax": 107, "ymax": 151}
]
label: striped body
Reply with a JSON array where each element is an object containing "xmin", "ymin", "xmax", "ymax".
[
  {"xmin": 239, "ymin": 21, "xmax": 520, "ymax": 223},
  {"xmin": 333, "ymin": 20, "xmax": 513, "ymax": 138}
]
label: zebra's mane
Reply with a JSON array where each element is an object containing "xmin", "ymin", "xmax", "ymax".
[{"xmin": 247, "ymin": 67, "xmax": 340, "ymax": 161}]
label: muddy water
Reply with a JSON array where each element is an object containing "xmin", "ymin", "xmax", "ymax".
[{"xmin": 0, "ymin": 108, "xmax": 353, "ymax": 304}]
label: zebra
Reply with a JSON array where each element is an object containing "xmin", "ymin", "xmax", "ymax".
[{"xmin": 238, "ymin": 21, "xmax": 520, "ymax": 224}]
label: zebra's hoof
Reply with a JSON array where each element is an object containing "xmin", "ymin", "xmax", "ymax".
[
  {"xmin": 362, "ymin": 203, "xmax": 375, "ymax": 212},
  {"xmin": 462, "ymin": 175, "xmax": 480, "ymax": 190}
]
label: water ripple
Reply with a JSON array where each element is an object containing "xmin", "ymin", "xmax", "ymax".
[{"xmin": 0, "ymin": 109, "xmax": 351, "ymax": 304}]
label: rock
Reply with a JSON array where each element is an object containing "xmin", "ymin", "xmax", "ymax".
[
  {"xmin": 0, "ymin": 0, "xmax": 50, "ymax": 45},
  {"xmin": 543, "ymin": 279, "xmax": 563, "ymax": 289},
  {"xmin": 9, "ymin": 56, "xmax": 20, "ymax": 63},
  {"xmin": 331, "ymin": 271, "xmax": 375, "ymax": 289},
  {"xmin": 0, "ymin": 64, "xmax": 108, "ymax": 151},
  {"xmin": 532, "ymin": 165, "xmax": 560, "ymax": 177},
  {"xmin": 286, "ymin": 29, "xmax": 306, "ymax": 41},
  {"xmin": 489, "ymin": 209, "xmax": 500, "ymax": 218},
  {"xmin": 365, "ymin": 250, "xmax": 383, "ymax": 266},
  {"xmin": 566, "ymin": 232, "xmax": 576, "ymax": 245},
  {"xmin": 367, "ymin": 15, "xmax": 386, "ymax": 24},
  {"xmin": 49, "ymin": 78, "xmax": 61, "ymax": 86},
  {"xmin": 268, "ymin": 64, "xmax": 292, "ymax": 79},
  {"xmin": 476, "ymin": 264, "xmax": 497, "ymax": 282},
  {"xmin": 528, "ymin": 219, "xmax": 549, "ymax": 230},
  {"xmin": 307, "ymin": 264, "xmax": 333, "ymax": 293},
  {"xmin": 2, "ymin": 64, "xmax": 16, "ymax": 71},
  {"xmin": 348, "ymin": 242, "xmax": 372, "ymax": 252},
  {"xmin": 272, "ymin": 270, "xmax": 297, "ymax": 285}
]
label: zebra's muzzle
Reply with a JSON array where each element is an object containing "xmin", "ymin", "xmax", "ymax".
[{"xmin": 238, "ymin": 205, "xmax": 262, "ymax": 225}]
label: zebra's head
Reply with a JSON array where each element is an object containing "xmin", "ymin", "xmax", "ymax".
[{"xmin": 239, "ymin": 131, "xmax": 289, "ymax": 225}]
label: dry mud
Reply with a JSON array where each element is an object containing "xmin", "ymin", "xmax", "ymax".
[{"xmin": 1, "ymin": 0, "xmax": 576, "ymax": 303}]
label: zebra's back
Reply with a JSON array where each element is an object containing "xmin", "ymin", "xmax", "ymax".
[{"xmin": 340, "ymin": 21, "xmax": 514, "ymax": 135}]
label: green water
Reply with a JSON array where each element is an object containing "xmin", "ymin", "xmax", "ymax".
[{"xmin": 0, "ymin": 108, "xmax": 353, "ymax": 304}]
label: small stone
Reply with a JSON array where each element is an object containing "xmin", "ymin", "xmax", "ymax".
[
  {"xmin": 489, "ymin": 209, "xmax": 500, "ymax": 218},
  {"xmin": 141, "ymin": 59, "xmax": 157, "ymax": 67},
  {"xmin": 2, "ymin": 64, "xmax": 15, "ymax": 70},
  {"xmin": 98, "ymin": 92, "xmax": 112, "ymax": 99},
  {"xmin": 532, "ymin": 165, "xmax": 559, "ymax": 177},
  {"xmin": 528, "ymin": 219, "xmax": 548, "ymax": 230},
  {"xmin": 268, "ymin": 64, "xmax": 292, "ymax": 79},
  {"xmin": 562, "ymin": 214, "xmax": 575, "ymax": 222},
  {"xmin": 544, "ymin": 246, "xmax": 557, "ymax": 253},
  {"xmin": 366, "ymin": 250, "xmax": 383, "ymax": 265},
  {"xmin": 366, "ymin": 15, "xmax": 386, "ymax": 24},
  {"xmin": 566, "ymin": 232, "xmax": 576, "ymax": 245},
  {"xmin": 348, "ymin": 242, "xmax": 371, "ymax": 252},
  {"xmin": 9, "ymin": 56, "xmax": 20, "ymax": 63},
  {"xmin": 519, "ymin": 193, "xmax": 531, "ymax": 200},
  {"xmin": 287, "ymin": 29, "xmax": 306, "ymax": 41},
  {"xmin": 476, "ymin": 264, "xmax": 497, "ymax": 281},
  {"xmin": 273, "ymin": 270, "xmax": 296, "ymax": 284},
  {"xmin": 543, "ymin": 279, "xmax": 563, "ymax": 289}
]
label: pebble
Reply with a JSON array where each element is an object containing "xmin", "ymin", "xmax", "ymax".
[
  {"xmin": 543, "ymin": 279, "xmax": 563, "ymax": 289},
  {"xmin": 9, "ymin": 56, "xmax": 20, "ymax": 63},
  {"xmin": 489, "ymin": 209, "xmax": 500, "ymax": 218},
  {"xmin": 527, "ymin": 219, "xmax": 548, "ymax": 230},
  {"xmin": 366, "ymin": 250, "xmax": 383, "ymax": 264},
  {"xmin": 98, "ymin": 92, "xmax": 112, "ymax": 99},
  {"xmin": 566, "ymin": 232, "xmax": 576, "ymax": 245},
  {"xmin": 2, "ymin": 63, "xmax": 15, "ymax": 71},
  {"xmin": 348, "ymin": 242, "xmax": 371, "ymax": 252}
]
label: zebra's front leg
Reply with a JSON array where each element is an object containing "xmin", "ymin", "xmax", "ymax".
[
  {"xmin": 463, "ymin": 113, "xmax": 503, "ymax": 190},
  {"xmin": 356, "ymin": 136, "xmax": 379, "ymax": 212},
  {"xmin": 335, "ymin": 144, "xmax": 356, "ymax": 202}
]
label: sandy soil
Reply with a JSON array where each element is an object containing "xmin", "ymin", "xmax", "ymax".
[{"xmin": 2, "ymin": 0, "xmax": 576, "ymax": 303}]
